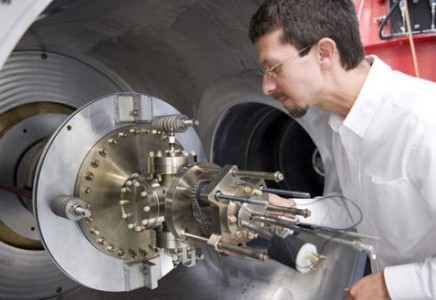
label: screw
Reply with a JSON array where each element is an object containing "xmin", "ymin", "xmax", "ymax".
[
  {"xmin": 91, "ymin": 160, "xmax": 100, "ymax": 168},
  {"xmin": 85, "ymin": 172, "xmax": 94, "ymax": 181},
  {"xmin": 97, "ymin": 237, "xmax": 106, "ymax": 245}
]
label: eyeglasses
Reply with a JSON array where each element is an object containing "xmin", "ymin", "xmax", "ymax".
[{"xmin": 261, "ymin": 46, "xmax": 310, "ymax": 78}]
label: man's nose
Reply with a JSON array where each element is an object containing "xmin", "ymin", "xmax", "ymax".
[{"xmin": 262, "ymin": 75, "xmax": 276, "ymax": 95}]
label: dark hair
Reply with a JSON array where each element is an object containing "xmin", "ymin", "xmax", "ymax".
[{"xmin": 249, "ymin": 0, "xmax": 365, "ymax": 70}]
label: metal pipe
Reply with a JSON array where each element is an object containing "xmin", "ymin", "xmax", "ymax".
[
  {"xmin": 183, "ymin": 232, "xmax": 268, "ymax": 261},
  {"xmin": 215, "ymin": 192, "xmax": 266, "ymax": 206},
  {"xmin": 232, "ymin": 170, "xmax": 283, "ymax": 183},
  {"xmin": 241, "ymin": 220, "xmax": 273, "ymax": 239},
  {"xmin": 260, "ymin": 186, "xmax": 311, "ymax": 198},
  {"xmin": 267, "ymin": 204, "xmax": 311, "ymax": 218}
]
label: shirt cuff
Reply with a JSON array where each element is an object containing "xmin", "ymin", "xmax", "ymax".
[{"xmin": 384, "ymin": 263, "xmax": 431, "ymax": 299}]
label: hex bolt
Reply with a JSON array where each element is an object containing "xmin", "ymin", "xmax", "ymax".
[
  {"xmin": 91, "ymin": 160, "xmax": 100, "ymax": 168},
  {"xmin": 99, "ymin": 148, "xmax": 108, "ymax": 157},
  {"xmin": 118, "ymin": 249, "xmax": 125, "ymax": 257},
  {"xmin": 90, "ymin": 227, "xmax": 100, "ymax": 235},
  {"xmin": 97, "ymin": 237, "xmax": 106, "ymax": 245},
  {"xmin": 85, "ymin": 172, "xmax": 94, "ymax": 181}
]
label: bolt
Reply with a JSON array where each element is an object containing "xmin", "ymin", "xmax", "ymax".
[
  {"xmin": 118, "ymin": 132, "xmax": 127, "ymax": 138},
  {"xmin": 252, "ymin": 189, "xmax": 263, "ymax": 197},
  {"xmin": 126, "ymin": 180, "xmax": 133, "ymax": 186},
  {"xmin": 149, "ymin": 151, "xmax": 155, "ymax": 157},
  {"xmin": 97, "ymin": 237, "xmax": 106, "ymax": 245},
  {"xmin": 73, "ymin": 206, "xmax": 91, "ymax": 218},
  {"xmin": 91, "ymin": 160, "xmax": 100, "ymax": 168},
  {"xmin": 84, "ymin": 187, "xmax": 91, "ymax": 194},
  {"xmin": 118, "ymin": 249, "xmax": 125, "ymax": 257},
  {"xmin": 121, "ymin": 187, "xmax": 127, "ymax": 194},
  {"xmin": 143, "ymin": 205, "xmax": 150, "ymax": 212},
  {"xmin": 119, "ymin": 199, "xmax": 130, "ymax": 205},
  {"xmin": 156, "ymin": 151, "xmax": 162, "ymax": 157},
  {"xmin": 140, "ymin": 191, "xmax": 147, "ymax": 198},
  {"xmin": 99, "ymin": 148, "xmax": 108, "ymax": 157},
  {"xmin": 228, "ymin": 215, "xmax": 237, "ymax": 224},
  {"xmin": 90, "ymin": 227, "xmax": 100, "ymax": 235},
  {"xmin": 108, "ymin": 138, "xmax": 117, "ymax": 146},
  {"xmin": 134, "ymin": 226, "xmax": 142, "ymax": 232},
  {"xmin": 85, "ymin": 172, "xmax": 94, "ymax": 181},
  {"xmin": 134, "ymin": 181, "xmax": 140, "ymax": 187},
  {"xmin": 106, "ymin": 245, "xmax": 115, "ymax": 252},
  {"xmin": 244, "ymin": 186, "xmax": 252, "ymax": 194}
]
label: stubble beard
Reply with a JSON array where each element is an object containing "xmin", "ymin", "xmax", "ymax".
[{"xmin": 287, "ymin": 106, "xmax": 307, "ymax": 118}]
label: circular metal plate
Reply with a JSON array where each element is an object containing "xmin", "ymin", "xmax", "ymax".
[{"xmin": 33, "ymin": 93, "xmax": 206, "ymax": 291}]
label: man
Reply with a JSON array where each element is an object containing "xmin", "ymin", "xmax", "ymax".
[{"xmin": 249, "ymin": 0, "xmax": 436, "ymax": 299}]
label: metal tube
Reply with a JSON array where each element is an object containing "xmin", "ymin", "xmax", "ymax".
[
  {"xmin": 267, "ymin": 205, "xmax": 311, "ymax": 218},
  {"xmin": 260, "ymin": 186, "xmax": 311, "ymax": 198},
  {"xmin": 183, "ymin": 232, "xmax": 208, "ymax": 244},
  {"xmin": 218, "ymin": 242, "xmax": 268, "ymax": 262},
  {"xmin": 183, "ymin": 232, "xmax": 268, "ymax": 261},
  {"xmin": 252, "ymin": 215, "xmax": 299, "ymax": 228},
  {"xmin": 215, "ymin": 192, "xmax": 266, "ymax": 206},
  {"xmin": 232, "ymin": 170, "xmax": 283, "ymax": 183},
  {"xmin": 241, "ymin": 220, "xmax": 273, "ymax": 239}
]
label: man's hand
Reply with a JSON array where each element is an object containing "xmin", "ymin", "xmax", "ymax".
[
  {"xmin": 268, "ymin": 193, "xmax": 296, "ymax": 208},
  {"xmin": 344, "ymin": 271, "xmax": 390, "ymax": 300}
]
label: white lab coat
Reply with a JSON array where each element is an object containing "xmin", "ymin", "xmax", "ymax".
[{"xmin": 298, "ymin": 56, "xmax": 436, "ymax": 299}]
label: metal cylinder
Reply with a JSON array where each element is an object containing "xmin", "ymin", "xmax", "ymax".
[
  {"xmin": 50, "ymin": 195, "xmax": 90, "ymax": 221},
  {"xmin": 232, "ymin": 170, "xmax": 283, "ymax": 183}
]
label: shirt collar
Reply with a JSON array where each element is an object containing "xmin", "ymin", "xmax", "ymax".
[{"xmin": 329, "ymin": 56, "xmax": 391, "ymax": 138}]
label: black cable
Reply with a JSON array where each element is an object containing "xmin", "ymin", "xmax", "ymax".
[{"xmin": 379, "ymin": 0, "xmax": 402, "ymax": 40}]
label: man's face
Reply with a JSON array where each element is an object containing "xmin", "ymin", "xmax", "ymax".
[{"xmin": 256, "ymin": 29, "xmax": 322, "ymax": 118}]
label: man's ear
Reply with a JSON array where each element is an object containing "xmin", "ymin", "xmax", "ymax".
[{"xmin": 315, "ymin": 37, "xmax": 337, "ymax": 65}]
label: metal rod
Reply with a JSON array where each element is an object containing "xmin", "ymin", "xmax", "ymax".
[
  {"xmin": 260, "ymin": 186, "xmax": 311, "ymax": 198},
  {"xmin": 215, "ymin": 192, "xmax": 266, "ymax": 206},
  {"xmin": 218, "ymin": 242, "xmax": 268, "ymax": 262},
  {"xmin": 232, "ymin": 170, "xmax": 283, "ymax": 183},
  {"xmin": 252, "ymin": 215, "xmax": 299, "ymax": 228},
  {"xmin": 183, "ymin": 232, "xmax": 269, "ymax": 261},
  {"xmin": 267, "ymin": 204, "xmax": 311, "ymax": 218},
  {"xmin": 183, "ymin": 232, "xmax": 208, "ymax": 244},
  {"xmin": 241, "ymin": 220, "xmax": 273, "ymax": 239}
]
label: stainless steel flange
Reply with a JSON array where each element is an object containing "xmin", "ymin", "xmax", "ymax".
[{"xmin": 33, "ymin": 93, "xmax": 206, "ymax": 291}]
